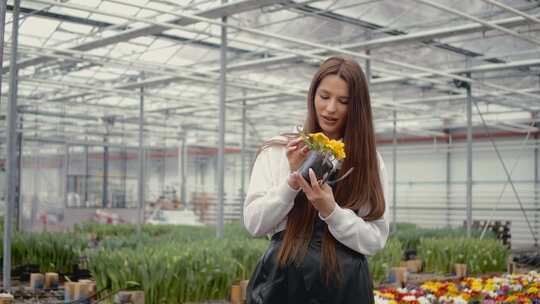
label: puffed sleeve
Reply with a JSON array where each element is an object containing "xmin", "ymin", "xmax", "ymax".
[
  {"xmin": 319, "ymin": 152, "xmax": 390, "ymax": 255},
  {"xmin": 243, "ymin": 146, "xmax": 301, "ymax": 237}
]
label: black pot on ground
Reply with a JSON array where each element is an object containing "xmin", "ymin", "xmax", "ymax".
[
  {"xmin": 404, "ymin": 249, "xmax": 417, "ymax": 261},
  {"xmin": 298, "ymin": 150, "xmax": 335, "ymax": 183},
  {"xmin": 12, "ymin": 263, "xmax": 40, "ymax": 281}
]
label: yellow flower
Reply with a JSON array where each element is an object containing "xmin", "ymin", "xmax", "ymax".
[
  {"xmin": 307, "ymin": 132, "xmax": 346, "ymax": 160},
  {"xmin": 325, "ymin": 139, "xmax": 346, "ymax": 160},
  {"xmin": 310, "ymin": 132, "xmax": 330, "ymax": 145},
  {"xmin": 506, "ymin": 295, "xmax": 518, "ymax": 301}
]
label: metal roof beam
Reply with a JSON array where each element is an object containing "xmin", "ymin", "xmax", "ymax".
[
  {"xmin": 411, "ymin": 0, "xmax": 540, "ymax": 46},
  {"xmin": 4, "ymin": 0, "xmax": 288, "ymax": 73},
  {"xmin": 6, "ymin": 4, "xmax": 251, "ymax": 55},
  {"xmin": 480, "ymin": 0, "xmax": 540, "ymax": 26},
  {"xmin": 373, "ymin": 58, "xmax": 540, "ymax": 85},
  {"xmin": 226, "ymin": 14, "xmax": 538, "ymax": 72}
]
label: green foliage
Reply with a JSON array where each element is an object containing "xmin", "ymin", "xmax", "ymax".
[
  {"xmin": 74, "ymin": 222, "xmax": 182, "ymax": 239},
  {"xmin": 417, "ymin": 237, "xmax": 509, "ymax": 275},
  {"xmin": 2, "ymin": 221, "xmax": 510, "ymax": 303},
  {"xmin": 392, "ymin": 226, "xmax": 496, "ymax": 252},
  {"xmin": 368, "ymin": 237, "xmax": 403, "ymax": 285},
  {"xmin": 0, "ymin": 232, "xmax": 86, "ymax": 273},
  {"xmin": 86, "ymin": 227, "xmax": 268, "ymax": 304}
]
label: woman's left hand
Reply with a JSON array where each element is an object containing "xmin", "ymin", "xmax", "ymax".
[{"xmin": 289, "ymin": 168, "xmax": 337, "ymax": 218}]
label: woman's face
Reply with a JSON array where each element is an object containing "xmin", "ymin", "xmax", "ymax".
[{"xmin": 314, "ymin": 74, "xmax": 349, "ymax": 139}]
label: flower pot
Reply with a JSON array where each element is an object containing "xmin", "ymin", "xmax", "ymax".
[
  {"xmin": 114, "ymin": 291, "xmax": 144, "ymax": 304},
  {"xmin": 30, "ymin": 273, "xmax": 44, "ymax": 290},
  {"xmin": 240, "ymin": 280, "xmax": 249, "ymax": 302},
  {"xmin": 231, "ymin": 284, "xmax": 242, "ymax": 304},
  {"xmin": 298, "ymin": 150, "xmax": 335, "ymax": 182},
  {"xmin": 0, "ymin": 293, "xmax": 13, "ymax": 304},
  {"xmin": 64, "ymin": 282, "xmax": 77, "ymax": 303},
  {"xmin": 454, "ymin": 263, "xmax": 467, "ymax": 278},
  {"xmin": 44, "ymin": 272, "xmax": 59, "ymax": 289}
]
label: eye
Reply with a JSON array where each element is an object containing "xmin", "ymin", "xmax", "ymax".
[
  {"xmin": 319, "ymin": 94, "xmax": 329, "ymax": 100},
  {"xmin": 339, "ymin": 99, "xmax": 349, "ymax": 104}
]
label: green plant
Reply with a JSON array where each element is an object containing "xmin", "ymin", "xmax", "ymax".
[
  {"xmin": 393, "ymin": 226, "xmax": 496, "ymax": 253},
  {"xmin": 1, "ymin": 232, "xmax": 87, "ymax": 273},
  {"xmin": 417, "ymin": 237, "xmax": 508, "ymax": 275},
  {"xmin": 368, "ymin": 237, "xmax": 403, "ymax": 285},
  {"xmin": 87, "ymin": 236, "xmax": 268, "ymax": 303}
]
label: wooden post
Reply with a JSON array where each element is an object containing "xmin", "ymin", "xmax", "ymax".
[
  {"xmin": 401, "ymin": 259, "xmax": 422, "ymax": 273},
  {"xmin": 64, "ymin": 282, "xmax": 77, "ymax": 303},
  {"xmin": 507, "ymin": 256, "xmax": 516, "ymax": 274},
  {"xmin": 390, "ymin": 267, "xmax": 408, "ymax": 287},
  {"xmin": 114, "ymin": 291, "xmax": 145, "ymax": 304},
  {"xmin": 0, "ymin": 294, "xmax": 14, "ymax": 304},
  {"xmin": 231, "ymin": 284, "xmax": 242, "ymax": 304},
  {"xmin": 455, "ymin": 263, "xmax": 467, "ymax": 278},
  {"xmin": 44, "ymin": 272, "xmax": 59, "ymax": 289},
  {"xmin": 240, "ymin": 280, "xmax": 249, "ymax": 303},
  {"xmin": 75, "ymin": 280, "xmax": 95, "ymax": 303},
  {"xmin": 30, "ymin": 273, "xmax": 44, "ymax": 289}
]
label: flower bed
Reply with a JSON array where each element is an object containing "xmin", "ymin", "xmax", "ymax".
[{"xmin": 375, "ymin": 271, "xmax": 540, "ymax": 303}]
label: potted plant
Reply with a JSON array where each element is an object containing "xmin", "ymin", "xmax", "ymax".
[{"xmin": 297, "ymin": 132, "xmax": 348, "ymax": 184}]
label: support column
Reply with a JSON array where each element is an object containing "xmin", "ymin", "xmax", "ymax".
[
  {"xmin": 365, "ymin": 31, "xmax": 372, "ymax": 86},
  {"xmin": 0, "ymin": 0, "xmax": 6, "ymax": 94},
  {"xmin": 217, "ymin": 0, "xmax": 228, "ymax": 238},
  {"xmin": 180, "ymin": 135, "xmax": 187, "ymax": 208},
  {"xmin": 466, "ymin": 72, "xmax": 473, "ymax": 237},
  {"xmin": 534, "ymin": 128, "xmax": 539, "ymax": 247},
  {"xmin": 137, "ymin": 80, "xmax": 145, "ymax": 233},
  {"xmin": 392, "ymin": 110, "xmax": 397, "ymax": 233},
  {"xmin": 83, "ymin": 144, "xmax": 88, "ymax": 206},
  {"xmin": 103, "ymin": 136, "xmax": 109, "ymax": 208},
  {"xmin": 3, "ymin": 0, "xmax": 21, "ymax": 291},
  {"xmin": 30, "ymin": 146, "xmax": 39, "ymax": 229},
  {"xmin": 365, "ymin": 50, "xmax": 371, "ymax": 86},
  {"xmin": 446, "ymin": 132, "xmax": 452, "ymax": 227},
  {"xmin": 15, "ymin": 114, "xmax": 23, "ymax": 231},
  {"xmin": 240, "ymin": 91, "xmax": 247, "ymax": 224},
  {"xmin": 159, "ymin": 148, "xmax": 166, "ymax": 195},
  {"xmin": 64, "ymin": 144, "xmax": 70, "ymax": 208},
  {"xmin": 120, "ymin": 147, "xmax": 127, "ymax": 208}
]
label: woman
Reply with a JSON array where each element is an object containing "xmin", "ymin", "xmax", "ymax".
[{"xmin": 243, "ymin": 56, "xmax": 389, "ymax": 303}]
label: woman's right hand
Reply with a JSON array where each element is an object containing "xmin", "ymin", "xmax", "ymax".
[{"xmin": 286, "ymin": 137, "xmax": 309, "ymax": 190}]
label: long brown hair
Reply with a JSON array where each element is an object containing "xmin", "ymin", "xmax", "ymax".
[{"xmin": 264, "ymin": 56, "xmax": 385, "ymax": 283}]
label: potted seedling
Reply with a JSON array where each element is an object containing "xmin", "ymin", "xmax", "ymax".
[{"xmin": 297, "ymin": 131, "xmax": 352, "ymax": 184}]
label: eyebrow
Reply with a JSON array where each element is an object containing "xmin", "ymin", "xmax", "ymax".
[{"xmin": 319, "ymin": 89, "xmax": 349, "ymax": 99}]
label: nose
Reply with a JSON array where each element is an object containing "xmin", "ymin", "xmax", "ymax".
[{"xmin": 326, "ymin": 98, "xmax": 337, "ymax": 113}]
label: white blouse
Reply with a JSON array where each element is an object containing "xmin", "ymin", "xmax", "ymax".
[{"xmin": 243, "ymin": 138, "xmax": 390, "ymax": 256}]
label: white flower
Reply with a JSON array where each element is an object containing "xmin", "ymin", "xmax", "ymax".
[
  {"xmin": 417, "ymin": 297, "xmax": 431, "ymax": 304},
  {"xmin": 402, "ymin": 295, "xmax": 417, "ymax": 301}
]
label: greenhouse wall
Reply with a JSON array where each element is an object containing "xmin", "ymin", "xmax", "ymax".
[{"xmin": 8, "ymin": 135, "xmax": 539, "ymax": 248}]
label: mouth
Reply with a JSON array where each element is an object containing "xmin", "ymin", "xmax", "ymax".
[{"xmin": 321, "ymin": 115, "xmax": 338, "ymax": 125}]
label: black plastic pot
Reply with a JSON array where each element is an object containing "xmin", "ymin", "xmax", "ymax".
[
  {"xmin": 12, "ymin": 263, "xmax": 40, "ymax": 281},
  {"xmin": 298, "ymin": 150, "xmax": 334, "ymax": 183}
]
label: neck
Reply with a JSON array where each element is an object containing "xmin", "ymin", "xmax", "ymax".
[{"xmin": 324, "ymin": 131, "xmax": 341, "ymax": 140}]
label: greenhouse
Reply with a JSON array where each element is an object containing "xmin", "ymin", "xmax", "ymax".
[{"xmin": 0, "ymin": 0, "xmax": 539, "ymax": 303}]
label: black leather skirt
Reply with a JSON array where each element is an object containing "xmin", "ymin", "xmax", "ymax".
[{"xmin": 246, "ymin": 218, "xmax": 374, "ymax": 304}]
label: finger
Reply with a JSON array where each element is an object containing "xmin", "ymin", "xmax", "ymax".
[
  {"xmin": 321, "ymin": 183, "xmax": 332, "ymax": 192},
  {"xmin": 309, "ymin": 168, "xmax": 321, "ymax": 191},
  {"xmin": 288, "ymin": 172, "xmax": 301, "ymax": 189},
  {"xmin": 287, "ymin": 145, "xmax": 298, "ymax": 151},
  {"xmin": 319, "ymin": 172, "xmax": 329, "ymax": 185},
  {"xmin": 287, "ymin": 137, "xmax": 303, "ymax": 147},
  {"xmin": 297, "ymin": 172, "xmax": 313, "ymax": 194}
]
